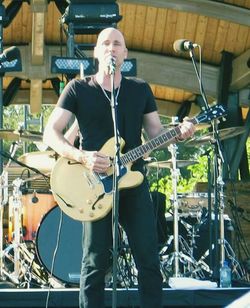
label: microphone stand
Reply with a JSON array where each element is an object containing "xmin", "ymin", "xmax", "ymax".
[
  {"xmin": 188, "ymin": 46, "xmax": 226, "ymax": 280},
  {"xmin": 109, "ymin": 68, "xmax": 121, "ymax": 308}
]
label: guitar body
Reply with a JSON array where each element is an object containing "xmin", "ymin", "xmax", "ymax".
[{"xmin": 50, "ymin": 137, "xmax": 144, "ymax": 221}]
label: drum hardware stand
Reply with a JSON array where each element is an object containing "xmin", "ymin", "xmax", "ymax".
[
  {"xmin": 168, "ymin": 141, "xmax": 181, "ymax": 276},
  {"xmin": 217, "ymin": 158, "xmax": 226, "ymax": 266},
  {"xmin": 160, "ymin": 137, "xmax": 212, "ymax": 279},
  {"xmin": 106, "ymin": 229, "xmax": 138, "ymax": 288},
  {"xmin": 214, "ymin": 158, "xmax": 245, "ymax": 281},
  {"xmin": 0, "ymin": 169, "xmax": 9, "ymax": 281},
  {"xmin": 0, "ymin": 141, "xmax": 21, "ymax": 282},
  {"xmin": 8, "ymin": 177, "xmax": 24, "ymax": 284},
  {"xmin": 161, "ymin": 141, "xmax": 200, "ymax": 278}
]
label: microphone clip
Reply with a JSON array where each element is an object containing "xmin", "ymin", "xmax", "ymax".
[{"xmin": 108, "ymin": 57, "xmax": 116, "ymax": 75}]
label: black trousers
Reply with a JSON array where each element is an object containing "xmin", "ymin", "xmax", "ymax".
[{"xmin": 79, "ymin": 180, "xmax": 163, "ymax": 308}]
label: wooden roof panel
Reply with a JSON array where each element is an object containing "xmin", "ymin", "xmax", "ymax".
[{"xmin": 1, "ymin": 0, "xmax": 249, "ymax": 115}]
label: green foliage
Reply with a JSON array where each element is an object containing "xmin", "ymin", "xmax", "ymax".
[
  {"xmin": 1, "ymin": 105, "xmax": 54, "ymax": 161},
  {"xmin": 149, "ymin": 155, "xmax": 208, "ymax": 208}
]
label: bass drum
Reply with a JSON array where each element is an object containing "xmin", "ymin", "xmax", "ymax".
[{"xmin": 36, "ymin": 205, "xmax": 83, "ymax": 285}]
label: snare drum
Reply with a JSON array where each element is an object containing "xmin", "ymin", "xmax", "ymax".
[
  {"xmin": 8, "ymin": 191, "xmax": 56, "ymax": 241},
  {"xmin": 178, "ymin": 192, "xmax": 211, "ymax": 216}
]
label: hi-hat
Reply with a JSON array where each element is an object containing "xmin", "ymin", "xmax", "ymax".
[
  {"xmin": 148, "ymin": 159, "xmax": 198, "ymax": 169},
  {"xmin": 0, "ymin": 129, "xmax": 43, "ymax": 142},
  {"xmin": 185, "ymin": 126, "xmax": 246, "ymax": 147}
]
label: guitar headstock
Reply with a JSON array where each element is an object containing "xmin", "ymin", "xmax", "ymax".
[{"xmin": 197, "ymin": 105, "xmax": 227, "ymax": 124}]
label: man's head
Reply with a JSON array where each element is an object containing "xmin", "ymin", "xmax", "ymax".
[{"xmin": 94, "ymin": 27, "xmax": 128, "ymax": 73}]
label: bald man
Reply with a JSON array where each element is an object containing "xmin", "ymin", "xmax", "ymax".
[{"xmin": 44, "ymin": 27, "xmax": 194, "ymax": 308}]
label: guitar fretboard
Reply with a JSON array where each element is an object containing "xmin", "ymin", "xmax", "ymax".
[{"xmin": 121, "ymin": 118, "xmax": 198, "ymax": 165}]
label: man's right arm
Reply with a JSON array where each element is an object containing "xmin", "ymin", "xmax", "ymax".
[
  {"xmin": 43, "ymin": 106, "xmax": 111, "ymax": 173},
  {"xmin": 43, "ymin": 106, "xmax": 84, "ymax": 162}
]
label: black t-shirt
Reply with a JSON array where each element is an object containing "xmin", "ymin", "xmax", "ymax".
[{"xmin": 57, "ymin": 75, "xmax": 157, "ymax": 169}]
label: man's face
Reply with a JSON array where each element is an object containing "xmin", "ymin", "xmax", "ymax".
[{"xmin": 94, "ymin": 28, "xmax": 128, "ymax": 71}]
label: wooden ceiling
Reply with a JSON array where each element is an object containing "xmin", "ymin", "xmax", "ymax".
[{"xmin": 2, "ymin": 0, "xmax": 250, "ymax": 117}]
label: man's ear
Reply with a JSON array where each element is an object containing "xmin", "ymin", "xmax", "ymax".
[
  {"xmin": 93, "ymin": 46, "xmax": 97, "ymax": 59},
  {"xmin": 124, "ymin": 48, "xmax": 128, "ymax": 59}
]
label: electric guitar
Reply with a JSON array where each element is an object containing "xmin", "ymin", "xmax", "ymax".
[{"xmin": 50, "ymin": 105, "xmax": 226, "ymax": 222}]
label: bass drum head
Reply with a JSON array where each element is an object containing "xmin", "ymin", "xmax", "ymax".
[{"xmin": 36, "ymin": 205, "xmax": 83, "ymax": 285}]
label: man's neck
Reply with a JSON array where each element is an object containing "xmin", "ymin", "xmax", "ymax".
[{"xmin": 95, "ymin": 70, "xmax": 122, "ymax": 91}]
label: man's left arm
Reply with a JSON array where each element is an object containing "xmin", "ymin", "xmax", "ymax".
[{"xmin": 143, "ymin": 111, "xmax": 195, "ymax": 147}]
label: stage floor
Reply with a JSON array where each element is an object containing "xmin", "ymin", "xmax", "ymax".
[{"xmin": 0, "ymin": 286, "xmax": 250, "ymax": 308}]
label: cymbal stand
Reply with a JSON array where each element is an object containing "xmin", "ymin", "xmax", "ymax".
[
  {"xmin": 160, "ymin": 142, "xmax": 211, "ymax": 279},
  {"xmin": 0, "ymin": 141, "xmax": 20, "ymax": 281},
  {"xmin": 168, "ymin": 142, "xmax": 181, "ymax": 276},
  {"xmin": 9, "ymin": 177, "xmax": 24, "ymax": 283},
  {"xmin": 0, "ymin": 169, "xmax": 8, "ymax": 280},
  {"xmin": 217, "ymin": 158, "xmax": 226, "ymax": 265}
]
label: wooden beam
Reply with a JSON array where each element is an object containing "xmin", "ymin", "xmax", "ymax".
[
  {"xmin": 6, "ymin": 45, "xmax": 245, "ymax": 111},
  {"xmin": 129, "ymin": 51, "xmax": 219, "ymax": 98},
  {"xmin": 31, "ymin": 0, "xmax": 48, "ymax": 12},
  {"xmin": 231, "ymin": 49, "xmax": 250, "ymax": 91},
  {"xmin": 6, "ymin": 45, "xmax": 64, "ymax": 80},
  {"xmin": 30, "ymin": 79, "xmax": 43, "ymax": 114},
  {"xmin": 10, "ymin": 89, "xmax": 58, "ymax": 106},
  {"xmin": 118, "ymin": 0, "xmax": 250, "ymax": 26},
  {"xmin": 31, "ymin": 12, "xmax": 45, "ymax": 65},
  {"xmin": 156, "ymin": 99, "xmax": 180, "ymax": 117},
  {"xmin": 6, "ymin": 46, "xmax": 219, "ymax": 98}
]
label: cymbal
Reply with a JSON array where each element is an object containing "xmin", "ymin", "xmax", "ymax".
[
  {"xmin": 0, "ymin": 129, "xmax": 43, "ymax": 142},
  {"xmin": 163, "ymin": 123, "xmax": 210, "ymax": 131},
  {"xmin": 185, "ymin": 126, "xmax": 246, "ymax": 147},
  {"xmin": 18, "ymin": 151, "xmax": 57, "ymax": 171},
  {"xmin": 148, "ymin": 159, "xmax": 198, "ymax": 169}
]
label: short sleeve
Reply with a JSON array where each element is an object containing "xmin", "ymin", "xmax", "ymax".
[
  {"xmin": 57, "ymin": 79, "xmax": 78, "ymax": 114},
  {"xmin": 143, "ymin": 82, "xmax": 157, "ymax": 114}
]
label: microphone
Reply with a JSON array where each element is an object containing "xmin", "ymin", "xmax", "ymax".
[
  {"xmin": 108, "ymin": 56, "xmax": 116, "ymax": 75},
  {"xmin": 173, "ymin": 39, "xmax": 199, "ymax": 52},
  {"xmin": 0, "ymin": 46, "xmax": 20, "ymax": 63}
]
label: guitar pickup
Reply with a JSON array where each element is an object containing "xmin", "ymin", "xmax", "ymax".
[{"xmin": 83, "ymin": 172, "xmax": 95, "ymax": 188}]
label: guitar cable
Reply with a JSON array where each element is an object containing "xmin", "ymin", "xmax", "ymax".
[{"xmin": 45, "ymin": 209, "xmax": 64, "ymax": 308}]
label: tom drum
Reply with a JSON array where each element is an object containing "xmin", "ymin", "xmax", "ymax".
[{"xmin": 8, "ymin": 191, "xmax": 56, "ymax": 241}]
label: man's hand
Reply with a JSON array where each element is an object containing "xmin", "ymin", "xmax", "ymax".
[
  {"xmin": 77, "ymin": 150, "xmax": 112, "ymax": 173},
  {"xmin": 178, "ymin": 118, "xmax": 195, "ymax": 141}
]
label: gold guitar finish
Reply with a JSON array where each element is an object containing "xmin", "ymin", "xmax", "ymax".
[{"xmin": 50, "ymin": 138, "xmax": 144, "ymax": 222}]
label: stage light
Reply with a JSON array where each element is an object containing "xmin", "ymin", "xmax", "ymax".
[
  {"xmin": 51, "ymin": 56, "xmax": 137, "ymax": 77},
  {"xmin": 0, "ymin": 46, "xmax": 22, "ymax": 73},
  {"xmin": 51, "ymin": 56, "xmax": 94, "ymax": 75},
  {"xmin": 120, "ymin": 59, "xmax": 137, "ymax": 76}
]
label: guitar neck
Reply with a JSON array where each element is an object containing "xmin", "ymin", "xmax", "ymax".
[{"xmin": 121, "ymin": 117, "xmax": 198, "ymax": 165}]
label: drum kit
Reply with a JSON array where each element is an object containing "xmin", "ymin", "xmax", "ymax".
[
  {"xmin": 146, "ymin": 124, "xmax": 246, "ymax": 282},
  {"xmin": 0, "ymin": 125, "xmax": 246, "ymax": 288}
]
